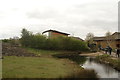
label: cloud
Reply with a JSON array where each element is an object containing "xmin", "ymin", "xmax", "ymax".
[
  {"xmin": 0, "ymin": 0, "xmax": 118, "ymax": 39},
  {"xmin": 27, "ymin": 8, "xmax": 60, "ymax": 19}
]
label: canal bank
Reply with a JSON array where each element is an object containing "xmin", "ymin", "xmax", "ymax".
[
  {"xmin": 81, "ymin": 57, "xmax": 120, "ymax": 78},
  {"xmin": 95, "ymin": 54, "xmax": 120, "ymax": 71},
  {"xmin": 53, "ymin": 52, "xmax": 120, "ymax": 78},
  {"xmin": 80, "ymin": 52, "xmax": 120, "ymax": 78}
]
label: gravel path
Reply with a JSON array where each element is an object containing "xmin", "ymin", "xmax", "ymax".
[{"xmin": 80, "ymin": 51, "xmax": 120, "ymax": 59}]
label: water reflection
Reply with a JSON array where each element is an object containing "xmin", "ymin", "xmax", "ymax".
[
  {"xmin": 53, "ymin": 53, "xmax": 120, "ymax": 78},
  {"xmin": 81, "ymin": 57, "xmax": 120, "ymax": 78}
]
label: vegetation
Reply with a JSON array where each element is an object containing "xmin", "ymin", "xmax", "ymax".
[
  {"xmin": 3, "ymin": 55, "xmax": 97, "ymax": 78},
  {"xmin": 2, "ymin": 56, "xmax": 81, "ymax": 78},
  {"xmin": 85, "ymin": 32, "xmax": 94, "ymax": 44},
  {"xmin": 2, "ymin": 39, "xmax": 10, "ymax": 43},
  {"xmin": 2, "ymin": 29, "xmax": 98, "ymax": 78},
  {"xmin": 20, "ymin": 28, "xmax": 89, "ymax": 51},
  {"xmin": 53, "ymin": 53, "xmax": 87, "ymax": 64},
  {"xmin": 96, "ymin": 54, "xmax": 120, "ymax": 71}
]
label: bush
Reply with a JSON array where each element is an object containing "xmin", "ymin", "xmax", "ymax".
[
  {"xmin": 20, "ymin": 29, "xmax": 89, "ymax": 51},
  {"xmin": 2, "ymin": 39, "xmax": 10, "ymax": 43}
]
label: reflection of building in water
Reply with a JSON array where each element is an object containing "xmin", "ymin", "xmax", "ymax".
[{"xmin": 104, "ymin": 64, "xmax": 112, "ymax": 76}]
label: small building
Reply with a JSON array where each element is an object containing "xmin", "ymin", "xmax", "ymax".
[
  {"xmin": 42, "ymin": 30, "xmax": 70, "ymax": 38},
  {"xmin": 93, "ymin": 32, "xmax": 120, "ymax": 49}
]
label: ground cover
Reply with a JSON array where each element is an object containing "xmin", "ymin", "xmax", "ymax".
[
  {"xmin": 3, "ymin": 56, "xmax": 82, "ymax": 78},
  {"xmin": 2, "ymin": 44, "xmax": 98, "ymax": 78}
]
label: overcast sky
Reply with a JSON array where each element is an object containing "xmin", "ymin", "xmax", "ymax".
[{"xmin": 0, "ymin": 0, "xmax": 119, "ymax": 39}]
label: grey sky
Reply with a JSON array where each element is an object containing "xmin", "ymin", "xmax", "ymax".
[{"xmin": 0, "ymin": 0, "xmax": 119, "ymax": 39}]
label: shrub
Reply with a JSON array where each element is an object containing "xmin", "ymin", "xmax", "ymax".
[
  {"xmin": 2, "ymin": 39, "xmax": 10, "ymax": 43},
  {"xmin": 20, "ymin": 28, "xmax": 89, "ymax": 51}
]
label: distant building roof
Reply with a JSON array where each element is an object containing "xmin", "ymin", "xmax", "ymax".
[
  {"xmin": 42, "ymin": 30, "xmax": 70, "ymax": 35},
  {"xmin": 93, "ymin": 32, "xmax": 120, "ymax": 41},
  {"xmin": 93, "ymin": 37, "xmax": 106, "ymax": 41},
  {"xmin": 111, "ymin": 32, "xmax": 120, "ymax": 40},
  {"xmin": 71, "ymin": 37, "xmax": 84, "ymax": 41}
]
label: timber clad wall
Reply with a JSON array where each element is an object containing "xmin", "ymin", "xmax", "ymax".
[
  {"xmin": 93, "ymin": 32, "xmax": 120, "ymax": 49},
  {"xmin": 50, "ymin": 32, "xmax": 68, "ymax": 38},
  {"xmin": 43, "ymin": 30, "xmax": 70, "ymax": 38},
  {"xmin": 95, "ymin": 40, "xmax": 118, "ymax": 49}
]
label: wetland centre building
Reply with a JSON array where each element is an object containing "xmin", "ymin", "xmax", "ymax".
[{"xmin": 93, "ymin": 32, "xmax": 120, "ymax": 49}]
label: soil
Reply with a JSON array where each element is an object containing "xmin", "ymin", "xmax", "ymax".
[{"xmin": 2, "ymin": 43, "xmax": 37, "ymax": 57}]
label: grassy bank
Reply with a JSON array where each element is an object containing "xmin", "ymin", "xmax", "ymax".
[
  {"xmin": 3, "ymin": 56, "xmax": 83, "ymax": 78},
  {"xmin": 3, "ymin": 48, "xmax": 98, "ymax": 78},
  {"xmin": 96, "ymin": 54, "xmax": 120, "ymax": 71}
]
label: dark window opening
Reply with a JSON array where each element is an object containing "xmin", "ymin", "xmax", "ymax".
[{"xmin": 116, "ymin": 44, "xmax": 120, "ymax": 48}]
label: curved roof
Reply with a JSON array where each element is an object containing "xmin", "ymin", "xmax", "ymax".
[{"xmin": 42, "ymin": 30, "xmax": 70, "ymax": 35}]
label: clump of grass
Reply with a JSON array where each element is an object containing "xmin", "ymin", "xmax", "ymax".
[{"xmin": 96, "ymin": 54, "xmax": 110, "ymax": 60}]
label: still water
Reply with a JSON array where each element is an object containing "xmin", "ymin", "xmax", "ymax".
[{"xmin": 81, "ymin": 57, "xmax": 120, "ymax": 78}]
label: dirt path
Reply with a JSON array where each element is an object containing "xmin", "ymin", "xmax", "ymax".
[
  {"xmin": 80, "ymin": 51, "xmax": 120, "ymax": 60},
  {"xmin": 79, "ymin": 52, "xmax": 104, "ymax": 57}
]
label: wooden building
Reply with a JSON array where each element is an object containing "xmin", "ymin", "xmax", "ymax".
[
  {"xmin": 93, "ymin": 32, "xmax": 120, "ymax": 49},
  {"xmin": 42, "ymin": 30, "xmax": 70, "ymax": 38}
]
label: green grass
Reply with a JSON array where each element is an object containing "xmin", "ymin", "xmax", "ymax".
[
  {"xmin": 3, "ymin": 56, "xmax": 82, "ymax": 78},
  {"xmin": 26, "ymin": 48, "xmax": 62, "ymax": 55},
  {"xmin": 3, "ymin": 48, "xmax": 98, "ymax": 78}
]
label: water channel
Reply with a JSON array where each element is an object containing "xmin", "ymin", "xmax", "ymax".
[
  {"xmin": 81, "ymin": 57, "xmax": 120, "ymax": 78},
  {"xmin": 53, "ymin": 53, "xmax": 120, "ymax": 79}
]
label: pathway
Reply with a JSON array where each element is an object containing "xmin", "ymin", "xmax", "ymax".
[{"xmin": 80, "ymin": 51, "xmax": 120, "ymax": 59}]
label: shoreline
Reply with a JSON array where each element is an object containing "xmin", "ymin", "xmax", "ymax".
[{"xmin": 80, "ymin": 52, "xmax": 120, "ymax": 72}]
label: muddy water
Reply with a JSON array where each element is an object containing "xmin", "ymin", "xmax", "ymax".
[{"xmin": 81, "ymin": 57, "xmax": 120, "ymax": 78}]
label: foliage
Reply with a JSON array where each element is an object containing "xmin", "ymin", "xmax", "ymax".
[
  {"xmin": 2, "ymin": 38, "xmax": 20, "ymax": 46},
  {"xmin": 105, "ymin": 31, "xmax": 111, "ymax": 37},
  {"xmin": 85, "ymin": 33, "xmax": 94, "ymax": 44},
  {"xmin": 2, "ymin": 39, "xmax": 10, "ymax": 43},
  {"xmin": 20, "ymin": 28, "xmax": 33, "ymax": 47},
  {"xmin": 53, "ymin": 53, "xmax": 87, "ymax": 64},
  {"xmin": 105, "ymin": 31, "xmax": 113, "ymax": 47},
  {"xmin": 20, "ymin": 28, "xmax": 89, "ymax": 51},
  {"xmin": 96, "ymin": 54, "xmax": 110, "ymax": 60}
]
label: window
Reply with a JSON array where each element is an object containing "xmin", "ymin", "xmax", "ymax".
[{"xmin": 116, "ymin": 44, "xmax": 120, "ymax": 48}]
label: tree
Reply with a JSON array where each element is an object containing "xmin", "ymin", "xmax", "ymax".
[
  {"xmin": 21, "ymin": 28, "xmax": 32, "ymax": 38},
  {"xmin": 21, "ymin": 28, "xmax": 32, "ymax": 47},
  {"xmin": 105, "ymin": 31, "xmax": 112, "ymax": 46},
  {"xmin": 105, "ymin": 31, "xmax": 111, "ymax": 37},
  {"xmin": 85, "ymin": 33, "xmax": 96, "ymax": 51},
  {"xmin": 85, "ymin": 33, "xmax": 94, "ymax": 44}
]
